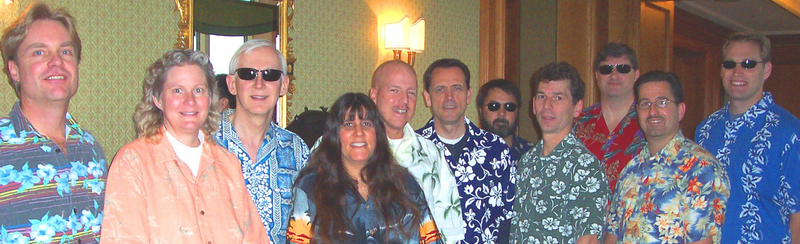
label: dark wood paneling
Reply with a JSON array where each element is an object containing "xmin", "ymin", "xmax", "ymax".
[{"xmin": 672, "ymin": 8, "xmax": 729, "ymax": 138}]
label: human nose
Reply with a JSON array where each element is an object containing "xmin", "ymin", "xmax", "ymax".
[
  {"xmin": 353, "ymin": 123, "xmax": 365, "ymax": 135},
  {"xmin": 48, "ymin": 53, "xmax": 63, "ymax": 67},
  {"xmin": 497, "ymin": 105, "xmax": 507, "ymax": 117},
  {"xmin": 184, "ymin": 92, "xmax": 197, "ymax": 106}
]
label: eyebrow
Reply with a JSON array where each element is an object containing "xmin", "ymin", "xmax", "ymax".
[{"xmin": 23, "ymin": 41, "xmax": 75, "ymax": 52}]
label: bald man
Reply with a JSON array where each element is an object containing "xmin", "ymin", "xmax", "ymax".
[{"xmin": 369, "ymin": 60, "xmax": 464, "ymax": 243}]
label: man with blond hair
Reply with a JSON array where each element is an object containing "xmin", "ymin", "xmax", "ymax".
[{"xmin": 1, "ymin": 3, "xmax": 106, "ymax": 243}]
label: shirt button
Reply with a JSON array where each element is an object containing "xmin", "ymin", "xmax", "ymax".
[
  {"xmin": 207, "ymin": 241, "xmax": 212, "ymax": 244},
  {"xmin": 55, "ymin": 148, "xmax": 62, "ymax": 153},
  {"xmin": 200, "ymin": 210, "xmax": 205, "ymax": 215}
]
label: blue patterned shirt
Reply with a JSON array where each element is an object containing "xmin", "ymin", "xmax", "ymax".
[
  {"xmin": 509, "ymin": 136, "xmax": 535, "ymax": 164},
  {"xmin": 0, "ymin": 101, "xmax": 107, "ymax": 244},
  {"xmin": 417, "ymin": 117, "xmax": 516, "ymax": 244},
  {"xmin": 695, "ymin": 92, "xmax": 800, "ymax": 244},
  {"xmin": 215, "ymin": 109, "xmax": 310, "ymax": 244}
]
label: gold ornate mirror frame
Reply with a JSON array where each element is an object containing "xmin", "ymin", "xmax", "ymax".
[{"xmin": 173, "ymin": 0, "xmax": 297, "ymax": 127}]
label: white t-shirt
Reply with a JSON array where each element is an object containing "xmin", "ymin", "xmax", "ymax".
[{"xmin": 164, "ymin": 129, "xmax": 204, "ymax": 177}]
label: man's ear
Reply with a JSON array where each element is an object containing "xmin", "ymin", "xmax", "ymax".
[
  {"xmin": 678, "ymin": 102, "xmax": 686, "ymax": 122},
  {"xmin": 423, "ymin": 90, "xmax": 432, "ymax": 107},
  {"xmin": 369, "ymin": 87, "xmax": 378, "ymax": 102},
  {"xmin": 573, "ymin": 100, "xmax": 584, "ymax": 118},
  {"xmin": 226, "ymin": 74, "xmax": 237, "ymax": 95},
  {"xmin": 279, "ymin": 75, "xmax": 289, "ymax": 97},
  {"xmin": 8, "ymin": 60, "xmax": 19, "ymax": 83},
  {"xmin": 466, "ymin": 88, "xmax": 473, "ymax": 105}
]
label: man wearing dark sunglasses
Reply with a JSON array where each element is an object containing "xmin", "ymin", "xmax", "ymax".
[
  {"xmin": 476, "ymin": 79, "xmax": 534, "ymax": 164},
  {"xmin": 695, "ymin": 31, "xmax": 800, "ymax": 244},
  {"xmin": 213, "ymin": 39, "xmax": 309, "ymax": 244},
  {"xmin": 573, "ymin": 43, "xmax": 645, "ymax": 195}
]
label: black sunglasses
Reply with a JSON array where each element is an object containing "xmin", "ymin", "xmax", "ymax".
[
  {"xmin": 487, "ymin": 102, "xmax": 517, "ymax": 112},
  {"xmin": 722, "ymin": 59, "xmax": 764, "ymax": 69},
  {"xmin": 235, "ymin": 68, "xmax": 284, "ymax": 81},
  {"xmin": 598, "ymin": 64, "xmax": 632, "ymax": 75}
]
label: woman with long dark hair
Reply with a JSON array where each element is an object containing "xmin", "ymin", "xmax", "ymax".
[{"xmin": 286, "ymin": 93, "xmax": 442, "ymax": 244}]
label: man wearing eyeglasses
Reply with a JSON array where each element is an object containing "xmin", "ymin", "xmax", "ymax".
[
  {"xmin": 574, "ymin": 43, "xmax": 646, "ymax": 194},
  {"xmin": 605, "ymin": 71, "xmax": 729, "ymax": 244},
  {"xmin": 510, "ymin": 62, "xmax": 608, "ymax": 244},
  {"xmin": 416, "ymin": 58, "xmax": 515, "ymax": 244},
  {"xmin": 695, "ymin": 31, "xmax": 800, "ymax": 244},
  {"xmin": 477, "ymin": 79, "xmax": 534, "ymax": 164},
  {"xmin": 214, "ymin": 39, "xmax": 309, "ymax": 244}
]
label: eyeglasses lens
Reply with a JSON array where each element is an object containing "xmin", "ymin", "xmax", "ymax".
[
  {"xmin": 487, "ymin": 102, "xmax": 517, "ymax": 112},
  {"xmin": 235, "ymin": 68, "xmax": 283, "ymax": 81},
  {"xmin": 598, "ymin": 64, "xmax": 632, "ymax": 75},
  {"xmin": 722, "ymin": 60, "xmax": 760, "ymax": 69}
]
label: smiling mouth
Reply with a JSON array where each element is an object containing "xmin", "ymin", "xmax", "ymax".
[
  {"xmin": 45, "ymin": 75, "xmax": 66, "ymax": 80},
  {"xmin": 392, "ymin": 108, "xmax": 407, "ymax": 114},
  {"xmin": 251, "ymin": 95, "xmax": 267, "ymax": 99},
  {"xmin": 180, "ymin": 112, "xmax": 199, "ymax": 115},
  {"xmin": 351, "ymin": 142, "xmax": 367, "ymax": 147},
  {"xmin": 731, "ymin": 80, "xmax": 746, "ymax": 86},
  {"xmin": 646, "ymin": 117, "xmax": 664, "ymax": 124}
]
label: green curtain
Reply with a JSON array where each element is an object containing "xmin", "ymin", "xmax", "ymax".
[{"xmin": 194, "ymin": 0, "xmax": 278, "ymax": 36}]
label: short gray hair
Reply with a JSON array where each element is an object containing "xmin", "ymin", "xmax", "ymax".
[{"xmin": 228, "ymin": 39, "xmax": 286, "ymax": 74}]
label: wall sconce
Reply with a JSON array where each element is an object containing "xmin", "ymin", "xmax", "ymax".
[{"xmin": 384, "ymin": 16, "xmax": 425, "ymax": 67}]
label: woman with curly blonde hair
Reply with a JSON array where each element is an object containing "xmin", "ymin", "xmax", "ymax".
[{"xmin": 100, "ymin": 49, "xmax": 269, "ymax": 243}]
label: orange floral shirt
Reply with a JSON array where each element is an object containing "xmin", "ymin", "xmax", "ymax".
[{"xmin": 100, "ymin": 133, "xmax": 269, "ymax": 244}]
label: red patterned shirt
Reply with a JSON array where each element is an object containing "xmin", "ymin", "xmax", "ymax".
[{"xmin": 573, "ymin": 103, "xmax": 645, "ymax": 193}]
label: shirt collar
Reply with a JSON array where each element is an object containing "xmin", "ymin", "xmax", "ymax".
[
  {"xmin": 8, "ymin": 100, "xmax": 82, "ymax": 138},
  {"xmin": 639, "ymin": 131, "xmax": 686, "ymax": 160}
]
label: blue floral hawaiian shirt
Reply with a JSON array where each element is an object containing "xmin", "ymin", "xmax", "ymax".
[
  {"xmin": 0, "ymin": 101, "xmax": 107, "ymax": 244},
  {"xmin": 608, "ymin": 132, "xmax": 729, "ymax": 244},
  {"xmin": 417, "ymin": 117, "xmax": 516, "ymax": 244},
  {"xmin": 509, "ymin": 136, "xmax": 535, "ymax": 164},
  {"xmin": 214, "ymin": 109, "xmax": 310, "ymax": 244},
  {"xmin": 695, "ymin": 92, "xmax": 800, "ymax": 244}
]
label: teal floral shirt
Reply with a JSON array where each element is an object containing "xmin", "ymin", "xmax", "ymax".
[
  {"xmin": 0, "ymin": 101, "xmax": 107, "ymax": 244},
  {"xmin": 607, "ymin": 132, "xmax": 730, "ymax": 244},
  {"xmin": 510, "ymin": 133, "xmax": 608, "ymax": 244}
]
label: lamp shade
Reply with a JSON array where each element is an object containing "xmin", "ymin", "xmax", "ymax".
[
  {"xmin": 385, "ymin": 16, "xmax": 410, "ymax": 50},
  {"xmin": 409, "ymin": 18, "xmax": 425, "ymax": 52}
]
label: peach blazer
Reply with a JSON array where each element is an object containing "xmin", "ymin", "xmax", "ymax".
[{"xmin": 100, "ymin": 132, "xmax": 269, "ymax": 244}]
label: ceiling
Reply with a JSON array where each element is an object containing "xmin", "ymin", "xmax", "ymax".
[{"xmin": 675, "ymin": 0, "xmax": 800, "ymax": 35}]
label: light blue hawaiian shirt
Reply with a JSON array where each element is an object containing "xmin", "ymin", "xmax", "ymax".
[
  {"xmin": 417, "ymin": 117, "xmax": 516, "ymax": 244},
  {"xmin": 0, "ymin": 101, "xmax": 106, "ymax": 244},
  {"xmin": 696, "ymin": 92, "xmax": 800, "ymax": 244},
  {"xmin": 214, "ymin": 109, "xmax": 310, "ymax": 244}
]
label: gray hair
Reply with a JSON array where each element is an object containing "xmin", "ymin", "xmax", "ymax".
[{"xmin": 228, "ymin": 39, "xmax": 287, "ymax": 74}]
